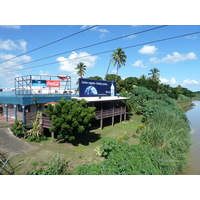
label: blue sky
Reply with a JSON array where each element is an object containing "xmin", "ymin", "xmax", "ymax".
[{"xmin": 0, "ymin": 25, "xmax": 200, "ymax": 91}]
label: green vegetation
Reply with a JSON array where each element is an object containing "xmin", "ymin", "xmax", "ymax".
[
  {"xmin": 73, "ymin": 86, "xmax": 191, "ymax": 175},
  {"xmin": 10, "ymin": 120, "xmax": 26, "ymax": 138},
  {"xmin": 10, "ymin": 115, "xmax": 142, "ymax": 174},
  {"xmin": 105, "ymin": 47, "xmax": 127, "ymax": 80},
  {"xmin": 75, "ymin": 62, "xmax": 87, "ymax": 79},
  {"xmin": 194, "ymin": 91, "xmax": 200, "ymax": 100},
  {"xmin": 27, "ymin": 154, "xmax": 71, "ymax": 175},
  {"xmin": 44, "ymin": 98, "xmax": 96, "ymax": 142}
]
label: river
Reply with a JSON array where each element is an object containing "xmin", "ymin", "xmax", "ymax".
[{"xmin": 184, "ymin": 101, "xmax": 200, "ymax": 175}]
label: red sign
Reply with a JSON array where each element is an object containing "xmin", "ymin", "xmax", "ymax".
[{"xmin": 46, "ymin": 80, "xmax": 60, "ymax": 87}]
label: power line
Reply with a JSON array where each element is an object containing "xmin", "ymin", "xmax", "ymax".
[
  {"xmin": 0, "ymin": 25, "xmax": 98, "ymax": 65},
  {"xmin": 1, "ymin": 25, "xmax": 168, "ymax": 70},
  {"xmin": 2, "ymin": 30, "xmax": 200, "ymax": 75}
]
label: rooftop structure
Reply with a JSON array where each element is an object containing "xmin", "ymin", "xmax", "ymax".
[{"xmin": 0, "ymin": 76, "xmax": 130, "ymax": 130}]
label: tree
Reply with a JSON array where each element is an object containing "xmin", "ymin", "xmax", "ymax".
[
  {"xmin": 87, "ymin": 76, "xmax": 103, "ymax": 80},
  {"xmin": 75, "ymin": 62, "xmax": 87, "ymax": 78},
  {"xmin": 106, "ymin": 48, "xmax": 127, "ymax": 81},
  {"xmin": 105, "ymin": 74, "xmax": 121, "ymax": 82},
  {"xmin": 44, "ymin": 98, "xmax": 96, "ymax": 142},
  {"xmin": 148, "ymin": 68, "xmax": 160, "ymax": 82},
  {"xmin": 124, "ymin": 77, "xmax": 138, "ymax": 92}
]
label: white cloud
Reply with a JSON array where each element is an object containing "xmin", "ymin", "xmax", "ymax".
[
  {"xmin": 0, "ymin": 39, "xmax": 18, "ymax": 50},
  {"xmin": 123, "ymin": 34, "xmax": 136, "ymax": 40},
  {"xmin": 112, "ymin": 70, "xmax": 117, "ymax": 74},
  {"xmin": 80, "ymin": 25, "xmax": 110, "ymax": 38},
  {"xmin": 182, "ymin": 79, "xmax": 200, "ymax": 86},
  {"xmin": 39, "ymin": 70, "xmax": 49, "ymax": 76},
  {"xmin": 0, "ymin": 39, "xmax": 28, "ymax": 52},
  {"xmin": 160, "ymin": 77, "xmax": 178, "ymax": 85},
  {"xmin": 132, "ymin": 60, "xmax": 147, "ymax": 68},
  {"xmin": 184, "ymin": 35, "xmax": 198, "ymax": 39},
  {"xmin": 0, "ymin": 25, "xmax": 20, "ymax": 29},
  {"xmin": 150, "ymin": 52, "xmax": 197, "ymax": 64},
  {"xmin": 138, "ymin": 45, "xmax": 158, "ymax": 55},
  {"xmin": 57, "ymin": 51, "xmax": 98, "ymax": 76},
  {"xmin": 0, "ymin": 52, "xmax": 31, "ymax": 87},
  {"xmin": 0, "ymin": 53, "xmax": 31, "ymax": 62},
  {"xmin": 18, "ymin": 40, "xmax": 27, "ymax": 52}
]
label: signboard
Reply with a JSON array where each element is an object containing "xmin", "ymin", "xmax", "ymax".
[
  {"xmin": 32, "ymin": 80, "xmax": 60, "ymax": 87},
  {"xmin": 32, "ymin": 80, "xmax": 46, "ymax": 87},
  {"xmin": 79, "ymin": 78, "xmax": 116, "ymax": 97},
  {"xmin": 46, "ymin": 80, "xmax": 60, "ymax": 87}
]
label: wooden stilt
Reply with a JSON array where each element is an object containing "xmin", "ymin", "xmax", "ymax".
[
  {"xmin": 120, "ymin": 105, "xmax": 122, "ymax": 123},
  {"xmin": 51, "ymin": 132, "xmax": 54, "ymax": 140},
  {"xmin": 100, "ymin": 102, "xmax": 103, "ymax": 129},
  {"xmin": 124, "ymin": 105, "xmax": 127, "ymax": 121},
  {"xmin": 112, "ymin": 101, "xmax": 114, "ymax": 126}
]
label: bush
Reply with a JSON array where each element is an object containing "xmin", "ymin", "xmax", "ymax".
[
  {"xmin": 74, "ymin": 143, "xmax": 162, "ymax": 175},
  {"xmin": 44, "ymin": 98, "xmax": 96, "ymax": 142},
  {"xmin": 10, "ymin": 120, "xmax": 26, "ymax": 138},
  {"xmin": 27, "ymin": 154, "xmax": 71, "ymax": 175}
]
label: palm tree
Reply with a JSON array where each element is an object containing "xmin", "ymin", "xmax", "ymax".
[
  {"xmin": 148, "ymin": 68, "xmax": 160, "ymax": 82},
  {"xmin": 75, "ymin": 62, "xmax": 87, "ymax": 78},
  {"xmin": 105, "ymin": 47, "xmax": 127, "ymax": 81}
]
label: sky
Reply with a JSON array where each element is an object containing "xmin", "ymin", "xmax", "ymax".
[{"xmin": 0, "ymin": 25, "xmax": 200, "ymax": 91}]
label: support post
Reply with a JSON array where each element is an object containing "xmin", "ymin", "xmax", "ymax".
[
  {"xmin": 124, "ymin": 105, "xmax": 127, "ymax": 121},
  {"xmin": 112, "ymin": 101, "xmax": 114, "ymax": 126},
  {"xmin": 100, "ymin": 102, "xmax": 103, "ymax": 129},
  {"xmin": 14, "ymin": 105, "xmax": 17, "ymax": 121},
  {"xmin": 51, "ymin": 132, "xmax": 55, "ymax": 140},
  {"xmin": 120, "ymin": 105, "xmax": 122, "ymax": 124},
  {"xmin": 22, "ymin": 106, "xmax": 26, "ymax": 124},
  {"xmin": 5, "ymin": 104, "xmax": 8, "ymax": 122}
]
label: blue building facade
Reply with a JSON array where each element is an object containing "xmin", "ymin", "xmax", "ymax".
[{"xmin": 0, "ymin": 90, "xmax": 77, "ymax": 123}]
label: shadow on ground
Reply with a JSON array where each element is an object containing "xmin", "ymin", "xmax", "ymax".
[{"xmin": 70, "ymin": 132, "xmax": 101, "ymax": 146}]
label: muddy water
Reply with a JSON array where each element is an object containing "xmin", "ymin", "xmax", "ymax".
[{"xmin": 184, "ymin": 101, "xmax": 200, "ymax": 175}]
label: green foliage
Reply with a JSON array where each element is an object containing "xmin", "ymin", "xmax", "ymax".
[
  {"xmin": 75, "ymin": 62, "xmax": 87, "ymax": 78},
  {"xmin": 27, "ymin": 154, "xmax": 71, "ymax": 175},
  {"xmin": 74, "ymin": 86, "xmax": 191, "ymax": 175},
  {"xmin": 10, "ymin": 120, "xmax": 26, "ymax": 138},
  {"xmin": 44, "ymin": 98, "xmax": 96, "ymax": 142},
  {"xmin": 123, "ymin": 77, "xmax": 138, "ymax": 92},
  {"xmin": 27, "ymin": 135, "xmax": 49, "ymax": 142},
  {"xmin": 74, "ymin": 143, "xmax": 162, "ymax": 175},
  {"xmin": 25, "ymin": 111, "xmax": 43, "ymax": 141},
  {"xmin": 87, "ymin": 76, "xmax": 103, "ymax": 80},
  {"xmin": 105, "ymin": 74, "xmax": 121, "ymax": 82},
  {"xmin": 148, "ymin": 68, "xmax": 160, "ymax": 83},
  {"xmin": 100, "ymin": 137, "xmax": 121, "ymax": 158},
  {"xmin": 177, "ymin": 94, "xmax": 190, "ymax": 102}
]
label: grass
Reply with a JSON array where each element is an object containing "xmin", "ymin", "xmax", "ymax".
[
  {"xmin": 10, "ymin": 114, "xmax": 142, "ymax": 174},
  {"xmin": 0, "ymin": 122, "xmax": 12, "ymax": 127}
]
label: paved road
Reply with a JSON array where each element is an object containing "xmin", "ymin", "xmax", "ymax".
[{"xmin": 0, "ymin": 127, "xmax": 37, "ymax": 156}]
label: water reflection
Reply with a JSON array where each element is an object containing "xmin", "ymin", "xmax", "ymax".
[{"xmin": 184, "ymin": 101, "xmax": 200, "ymax": 175}]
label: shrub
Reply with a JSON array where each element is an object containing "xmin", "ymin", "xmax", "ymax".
[
  {"xmin": 10, "ymin": 120, "xmax": 26, "ymax": 138},
  {"xmin": 74, "ymin": 143, "xmax": 162, "ymax": 175},
  {"xmin": 27, "ymin": 154, "xmax": 71, "ymax": 175},
  {"xmin": 44, "ymin": 98, "xmax": 96, "ymax": 142},
  {"xmin": 100, "ymin": 137, "xmax": 121, "ymax": 158}
]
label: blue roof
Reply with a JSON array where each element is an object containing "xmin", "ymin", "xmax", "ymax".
[{"xmin": 0, "ymin": 91, "xmax": 78, "ymax": 106}]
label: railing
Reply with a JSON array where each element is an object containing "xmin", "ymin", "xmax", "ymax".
[
  {"xmin": 95, "ymin": 107, "xmax": 126, "ymax": 119},
  {"xmin": 25, "ymin": 107, "xmax": 126, "ymax": 128}
]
